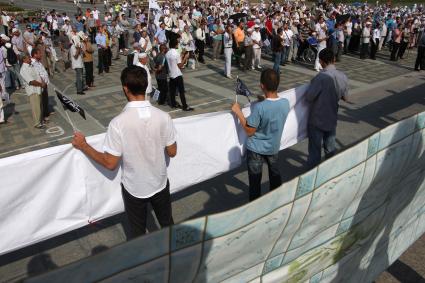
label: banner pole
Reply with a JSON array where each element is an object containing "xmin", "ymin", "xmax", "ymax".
[
  {"xmin": 235, "ymin": 76, "xmax": 238, "ymax": 103},
  {"xmin": 65, "ymin": 111, "xmax": 78, "ymax": 132}
]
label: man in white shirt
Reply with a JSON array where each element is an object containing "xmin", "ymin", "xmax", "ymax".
[
  {"xmin": 135, "ymin": 52, "xmax": 152, "ymax": 96},
  {"xmin": 370, "ymin": 23, "xmax": 381, "ymax": 60},
  {"xmin": 20, "ymin": 55, "xmax": 46, "ymax": 128},
  {"xmin": 251, "ymin": 24, "xmax": 262, "ymax": 69},
  {"xmin": 195, "ymin": 20, "xmax": 206, "ymax": 63},
  {"xmin": 360, "ymin": 21, "xmax": 371, "ymax": 59},
  {"xmin": 72, "ymin": 66, "xmax": 177, "ymax": 237},
  {"xmin": 343, "ymin": 19, "xmax": 352, "ymax": 54},
  {"xmin": 32, "ymin": 47, "xmax": 54, "ymax": 122},
  {"xmin": 70, "ymin": 40, "xmax": 85, "ymax": 94},
  {"xmin": 281, "ymin": 22, "xmax": 293, "ymax": 65},
  {"xmin": 92, "ymin": 7, "xmax": 100, "ymax": 21},
  {"xmin": 1, "ymin": 12, "xmax": 9, "ymax": 37},
  {"xmin": 315, "ymin": 16, "xmax": 327, "ymax": 72},
  {"xmin": 223, "ymin": 25, "xmax": 233, "ymax": 79},
  {"xmin": 165, "ymin": 38, "xmax": 193, "ymax": 111}
]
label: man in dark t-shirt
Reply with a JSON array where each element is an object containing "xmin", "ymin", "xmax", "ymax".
[
  {"xmin": 58, "ymin": 30, "xmax": 71, "ymax": 71},
  {"xmin": 154, "ymin": 44, "xmax": 168, "ymax": 105}
]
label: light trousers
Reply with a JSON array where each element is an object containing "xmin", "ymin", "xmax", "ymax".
[
  {"xmin": 29, "ymin": 93, "xmax": 42, "ymax": 126},
  {"xmin": 212, "ymin": 39, "xmax": 222, "ymax": 59},
  {"xmin": 315, "ymin": 45, "xmax": 326, "ymax": 71},
  {"xmin": 0, "ymin": 72, "xmax": 7, "ymax": 122},
  {"xmin": 224, "ymin": 47, "xmax": 232, "ymax": 77},
  {"xmin": 378, "ymin": 36, "xmax": 386, "ymax": 50},
  {"xmin": 252, "ymin": 48, "xmax": 261, "ymax": 68}
]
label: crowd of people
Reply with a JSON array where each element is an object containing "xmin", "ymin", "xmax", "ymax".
[
  {"xmin": 0, "ymin": 1, "xmax": 424, "ymax": 123},
  {"xmin": 0, "ymin": 0, "xmax": 424, "ymax": 125},
  {"xmin": 0, "ymin": 0, "xmax": 422, "ymax": 236}
]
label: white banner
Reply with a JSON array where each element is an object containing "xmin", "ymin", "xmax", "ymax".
[{"xmin": 0, "ymin": 84, "xmax": 310, "ymax": 255}]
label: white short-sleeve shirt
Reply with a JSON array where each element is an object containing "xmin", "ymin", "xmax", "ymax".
[
  {"xmin": 165, "ymin": 48, "xmax": 182, "ymax": 79},
  {"xmin": 103, "ymin": 101, "xmax": 177, "ymax": 198}
]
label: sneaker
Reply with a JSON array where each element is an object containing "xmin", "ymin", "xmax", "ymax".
[
  {"xmin": 226, "ymin": 75, "xmax": 233, "ymax": 79},
  {"xmin": 257, "ymin": 65, "xmax": 262, "ymax": 69},
  {"xmin": 182, "ymin": 106, "xmax": 194, "ymax": 111},
  {"xmin": 34, "ymin": 123, "xmax": 46, "ymax": 129}
]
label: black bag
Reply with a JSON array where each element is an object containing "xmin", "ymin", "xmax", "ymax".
[{"xmin": 6, "ymin": 46, "xmax": 17, "ymax": 65}]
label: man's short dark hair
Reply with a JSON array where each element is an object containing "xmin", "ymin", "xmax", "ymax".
[
  {"xmin": 169, "ymin": 38, "xmax": 178, "ymax": 49},
  {"xmin": 260, "ymin": 69, "xmax": 280, "ymax": 92},
  {"xmin": 31, "ymin": 47, "xmax": 40, "ymax": 57},
  {"xmin": 120, "ymin": 66, "xmax": 148, "ymax": 95},
  {"xmin": 319, "ymin": 48, "xmax": 335, "ymax": 65}
]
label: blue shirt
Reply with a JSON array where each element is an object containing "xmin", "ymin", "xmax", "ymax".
[
  {"xmin": 246, "ymin": 98, "xmax": 290, "ymax": 155},
  {"xmin": 95, "ymin": 33, "xmax": 106, "ymax": 48},
  {"xmin": 75, "ymin": 21, "xmax": 84, "ymax": 32},
  {"xmin": 155, "ymin": 28, "xmax": 167, "ymax": 43},
  {"xmin": 326, "ymin": 19, "xmax": 335, "ymax": 31}
]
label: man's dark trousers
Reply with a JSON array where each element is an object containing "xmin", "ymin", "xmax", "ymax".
[
  {"xmin": 247, "ymin": 150, "xmax": 282, "ymax": 202},
  {"xmin": 97, "ymin": 48, "xmax": 109, "ymax": 73},
  {"xmin": 121, "ymin": 181, "xmax": 174, "ymax": 238},
  {"xmin": 84, "ymin": 61, "xmax": 94, "ymax": 86},
  {"xmin": 195, "ymin": 39, "xmax": 205, "ymax": 63},
  {"xmin": 307, "ymin": 124, "xmax": 336, "ymax": 169},
  {"xmin": 169, "ymin": 76, "xmax": 188, "ymax": 109},
  {"xmin": 415, "ymin": 46, "xmax": 425, "ymax": 70},
  {"xmin": 157, "ymin": 78, "xmax": 168, "ymax": 105},
  {"xmin": 41, "ymin": 87, "xmax": 49, "ymax": 118}
]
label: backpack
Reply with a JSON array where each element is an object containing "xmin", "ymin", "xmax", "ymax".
[{"xmin": 6, "ymin": 46, "xmax": 17, "ymax": 65}]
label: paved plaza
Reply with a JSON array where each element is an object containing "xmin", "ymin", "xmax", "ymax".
[{"xmin": 0, "ymin": 0, "xmax": 424, "ymax": 282}]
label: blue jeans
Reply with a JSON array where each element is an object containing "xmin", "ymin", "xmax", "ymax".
[
  {"xmin": 273, "ymin": 52, "xmax": 282, "ymax": 74},
  {"xmin": 281, "ymin": 46, "xmax": 290, "ymax": 64},
  {"xmin": 246, "ymin": 150, "xmax": 282, "ymax": 201},
  {"xmin": 307, "ymin": 124, "xmax": 336, "ymax": 168}
]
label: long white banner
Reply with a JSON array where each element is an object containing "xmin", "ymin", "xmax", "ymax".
[{"xmin": 0, "ymin": 84, "xmax": 309, "ymax": 255}]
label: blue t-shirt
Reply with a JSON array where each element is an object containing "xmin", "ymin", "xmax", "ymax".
[{"xmin": 246, "ymin": 98, "xmax": 290, "ymax": 155}]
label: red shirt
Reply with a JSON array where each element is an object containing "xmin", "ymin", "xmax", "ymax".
[
  {"xmin": 247, "ymin": 20, "xmax": 255, "ymax": 29},
  {"xmin": 266, "ymin": 19, "xmax": 273, "ymax": 35}
]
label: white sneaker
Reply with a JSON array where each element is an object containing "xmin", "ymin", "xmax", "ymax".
[
  {"xmin": 257, "ymin": 65, "xmax": 262, "ymax": 69},
  {"xmin": 226, "ymin": 75, "xmax": 233, "ymax": 79}
]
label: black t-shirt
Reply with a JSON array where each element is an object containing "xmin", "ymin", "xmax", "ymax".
[
  {"xmin": 58, "ymin": 34, "xmax": 71, "ymax": 49},
  {"xmin": 154, "ymin": 53, "xmax": 167, "ymax": 80}
]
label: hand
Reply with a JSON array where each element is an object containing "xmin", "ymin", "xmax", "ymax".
[
  {"xmin": 231, "ymin": 102, "xmax": 241, "ymax": 114},
  {"xmin": 72, "ymin": 131, "xmax": 87, "ymax": 150}
]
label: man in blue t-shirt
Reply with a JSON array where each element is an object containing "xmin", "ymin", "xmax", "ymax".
[{"xmin": 231, "ymin": 69, "xmax": 290, "ymax": 201}]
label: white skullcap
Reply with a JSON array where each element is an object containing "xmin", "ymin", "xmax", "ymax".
[
  {"xmin": 0, "ymin": 34, "xmax": 10, "ymax": 41},
  {"xmin": 138, "ymin": 52, "xmax": 148, "ymax": 59}
]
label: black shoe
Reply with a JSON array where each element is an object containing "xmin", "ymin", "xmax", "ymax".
[
  {"xmin": 182, "ymin": 107, "xmax": 194, "ymax": 111},
  {"xmin": 77, "ymin": 92, "xmax": 86, "ymax": 95}
]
